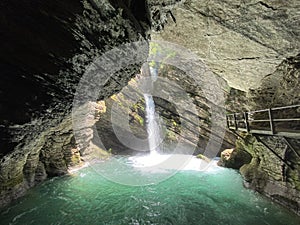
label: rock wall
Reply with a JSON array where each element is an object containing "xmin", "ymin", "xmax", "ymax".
[
  {"xmin": 240, "ymin": 54, "xmax": 300, "ymax": 215},
  {"xmin": 219, "ymin": 55, "xmax": 300, "ymax": 215},
  {"xmin": 0, "ymin": 0, "xmax": 152, "ymax": 207},
  {"xmin": 96, "ymin": 87, "xmax": 148, "ymax": 155},
  {"xmin": 248, "ymin": 54, "xmax": 300, "ymax": 108},
  {"xmin": 152, "ymin": 0, "xmax": 300, "ymax": 91},
  {"xmin": 237, "ymin": 135, "xmax": 300, "ymax": 216},
  {"xmin": 153, "ymin": 64, "xmax": 236, "ymax": 154},
  {"xmin": 0, "ymin": 0, "xmax": 299, "ymax": 214},
  {"xmin": 95, "ymin": 63, "xmax": 236, "ymax": 156},
  {"xmin": 153, "ymin": 0, "xmax": 300, "ymax": 214}
]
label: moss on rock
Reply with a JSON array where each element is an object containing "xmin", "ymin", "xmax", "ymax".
[{"xmin": 0, "ymin": 174, "xmax": 24, "ymax": 191}]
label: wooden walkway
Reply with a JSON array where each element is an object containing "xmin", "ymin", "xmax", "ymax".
[{"xmin": 226, "ymin": 104, "xmax": 300, "ymax": 139}]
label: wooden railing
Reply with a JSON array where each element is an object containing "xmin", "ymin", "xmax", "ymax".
[{"xmin": 226, "ymin": 104, "xmax": 300, "ymax": 138}]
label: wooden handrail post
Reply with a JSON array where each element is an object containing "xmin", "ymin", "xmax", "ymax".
[
  {"xmin": 268, "ymin": 108, "xmax": 275, "ymax": 135},
  {"xmin": 226, "ymin": 115, "xmax": 230, "ymax": 129},
  {"xmin": 234, "ymin": 113, "xmax": 238, "ymax": 130},
  {"xmin": 244, "ymin": 112, "xmax": 250, "ymax": 132},
  {"xmin": 228, "ymin": 105, "xmax": 300, "ymax": 137}
]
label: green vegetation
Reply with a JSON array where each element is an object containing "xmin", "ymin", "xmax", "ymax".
[
  {"xmin": 165, "ymin": 130, "xmax": 177, "ymax": 142},
  {"xmin": 0, "ymin": 174, "xmax": 24, "ymax": 191},
  {"xmin": 88, "ymin": 143, "xmax": 112, "ymax": 160},
  {"xmin": 196, "ymin": 154, "xmax": 210, "ymax": 162},
  {"xmin": 71, "ymin": 154, "xmax": 81, "ymax": 165},
  {"xmin": 149, "ymin": 42, "xmax": 177, "ymax": 68}
]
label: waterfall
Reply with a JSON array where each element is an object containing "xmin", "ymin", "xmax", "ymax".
[
  {"xmin": 144, "ymin": 94, "xmax": 160, "ymax": 155},
  {"xmin": 144, "ymin": 64, "xmax": 161, "ymax": 155}
]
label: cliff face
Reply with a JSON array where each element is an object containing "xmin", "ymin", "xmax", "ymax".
[
  {"xmin": 152, "ymin": 0, "xmax": 300, "ymax": 91},
  {"xmin": 153, "ymin": 0, "xmax": 300, "ymax": 214},
  {"xmin": 0, "ymin": 0, "xmax": 152, "ymax": 207},
  {"xmin": 94, "ymin": 64, "xmax": 236, "ymax": 156},
  {"xmin": 238, "ymin": 135, "xmax": 300, "ymax": 216},
  {"xmin": 248, "ymin": 54, "xmax": 300, "ymax": 108},
  {"xmin": 218, "ymin": 55, "xmax": 300, "ymax": 215},
  {"xmin": 238, "ymin": 55, "xmax": 300, "ymax": 215},
  {"xmin": 0, "ymin": 0, "xmax": 299, "ymax": 215}
]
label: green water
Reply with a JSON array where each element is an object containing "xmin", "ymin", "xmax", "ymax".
[{"xmin": 1, "ymin": 158, "xmax": 300, "ymax": 225}]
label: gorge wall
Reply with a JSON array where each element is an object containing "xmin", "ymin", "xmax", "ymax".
[
  {"xmin": 152, "ymin": 0, "xmax": 300, "ymax": 215},
  {"xmin": 211, "ymin": 31, "xmax": 300, "ymax": 216},
  {"xmin": 0, "ymin": 0, "xmax": 299, "ymax": 216},
  {"xmin": 95, "ymin": 63, "xmax": 236, "ymax": 156},
  {"xmin": 225, "ymin": 55, "xmax": 300, "ymax": 215},
  {"xmin": 152, "ymin": 0, "xmax": 300, "ymax": 91},
  {"xmin": 0, "ymin": 0, "xmax": 157, "ymax": 207}
]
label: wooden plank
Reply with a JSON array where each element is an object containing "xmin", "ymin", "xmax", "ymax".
[
  {"xmin": 275, "ymin": 132, "xmax": 300, "ymax": 139},
  {"xmin": 228, "ymin": 128, "xmax": 300, "ymax": 138},
  {"xmin": 244, "ymin": 112, "xmax": 250, "ymax": 132},
  {"xmin": 234, "ymin": 113, "xmax": 238, "ymax": 130},
  {"xmin": 237, "ymin": 128, "xmax": 247, "ymax": 132},
  {"xmin": 268, "ymin": 108, "xmax": 275, "ymax": 135},
  {"xmin": 271, "ymin": 104, "xmax": 300, "ymax": 111},
  {"xmin": 250, "ymin": 129, "xmax": 273, "ymax": 135}
]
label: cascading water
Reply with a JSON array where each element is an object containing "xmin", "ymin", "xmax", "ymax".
[
  {"xmin": 144, "ymin": 94, "xmax": 160, "ymax": 155},
  {"xmin": 2, "ymin": 66, "xmax": 300, "ymax": 225},
  {"xmin": 143, "ymin": 64, "xmax": 161, "ymax": 155},
  {"xmin": 127, "ymin": 64, "xmax": 167, "ymax": 168}
]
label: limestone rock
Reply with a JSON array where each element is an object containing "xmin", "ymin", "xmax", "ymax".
[
  {"xmin": 0, "ymin": 0, "xmax": 152, "ymax": 207},
  {"xmin": 152, "ymin": 0, "xmax": 300, "ymax": 91},
  {"xmin": 221, "ymin": 54, "xmax": 300, "ymax": 215},
  {"xmin": 248, "ymin": 54, "xmax": 300, "ymax": 109},
  {"xmin": 237, "ymin": 135, "xmax": 300, "ymax": 215},
  {"xmin": 95, "ymin": 64, "xmax": 237, "ymax": 156},
  {"xmin": 218, "ymin": 147, "xmax": 252, "ymax": 169},
  {"xmin": 239, "ymin": 55, "xmax": 300, "ymax": 215}
]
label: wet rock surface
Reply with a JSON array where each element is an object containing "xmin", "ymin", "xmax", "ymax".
[
  {"xmin": 0, "ymin": 0, "xmax": 299, "ymax": 216},
  {"xmin": 153, "ymin": 0, "xmax": 300, "ymax": 215},
  {"xmin": 0, "ymin": 0, "xmax": 151, "ymax": 207},
  {"xmin": 222, "ymin": 55, "xmax": 300, "ymax": 215},
  {"xmin": 153, "ymin": 0, "xmax": 300, "ymax": 91},
  {"xmin": 95, "ymin": 63, "xmax": 236, "ymax": 156},
  {"xmin": 236, "ymin": 135, "xmax": 300, "ymax": 216},
  {"xmin": 218, "ymin": 148, "xmax": 252, "ymax": 169}
]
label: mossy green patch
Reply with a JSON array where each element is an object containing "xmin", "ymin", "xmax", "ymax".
[
  {"xmin": 196, "ymin": 154, "xmax": 210, "ymax": 162},
  {"xmin": 0, "ymin": 174, "xmax": 24, "ymax": 191}
]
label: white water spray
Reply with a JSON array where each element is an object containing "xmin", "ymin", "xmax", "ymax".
[
  {"xmin": 129, "ymin": 64, "xmax": 210, "ymax": 171},
  {"xmin": 144, "ymin": 64, "xmax": 161, "ymax": 155},
  {"xmin": 144, "ymin": 94, "xmax": 161, "ymax": 154}
]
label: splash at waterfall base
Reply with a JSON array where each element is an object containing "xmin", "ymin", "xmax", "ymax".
[
  {"xmin": 2, "ymin": 157, "xmax": 300, "ymax": 225},
  {"xmin": 85, "ymin": 71, "xmax": 212, "ymax": 185},
  {"xmin": 72, "ymin": 41, "xmax": 227, "ymax": 183}
]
